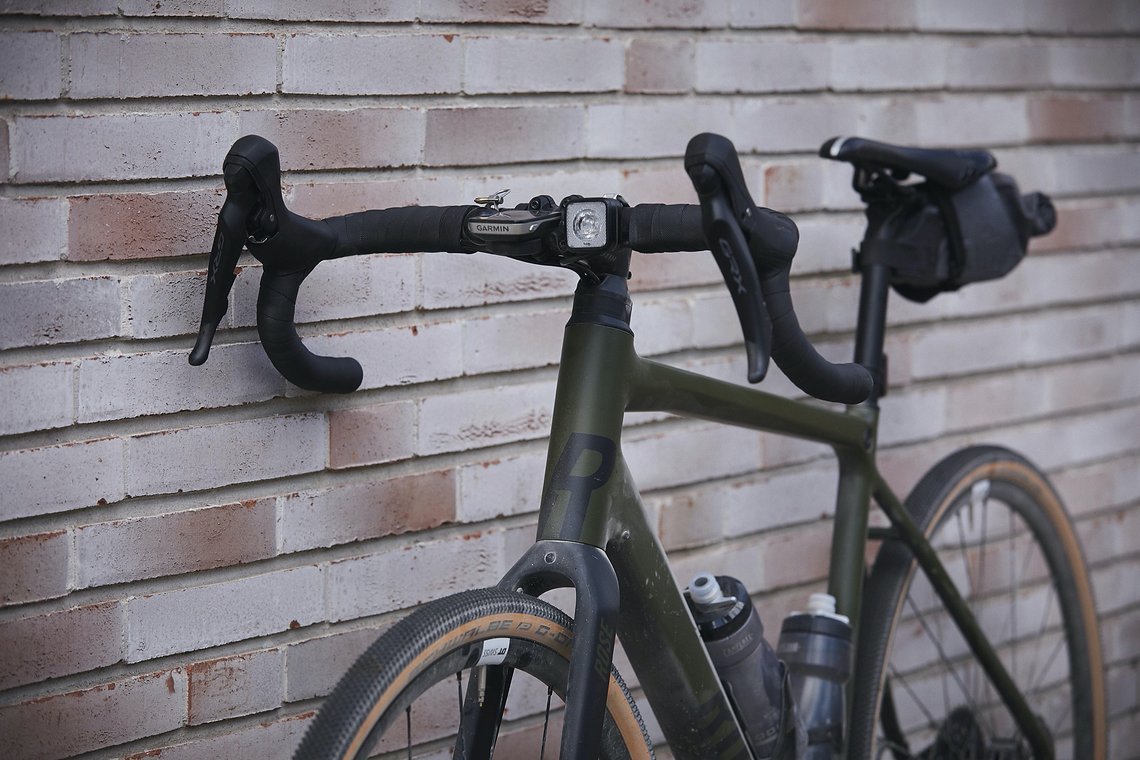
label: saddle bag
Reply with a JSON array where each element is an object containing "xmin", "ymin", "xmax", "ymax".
[{"xmin": 859, "ymin": 171, "xmax": 1057, "ymax": 303}]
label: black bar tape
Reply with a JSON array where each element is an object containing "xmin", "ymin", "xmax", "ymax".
[
  {"xmin": 760, "ymin": 269, "xmax": 872, "ymax": 405},
  {"xmin": 331, "ymin": 206, "xmax": 474, "ymax": 257},
  {"xmin": 257, "ymin": 268, "xmax": 363, "ymax": 394},
  {"xmin": 625, "ymin": 204, "xmax": 707, "ymax": 252}
]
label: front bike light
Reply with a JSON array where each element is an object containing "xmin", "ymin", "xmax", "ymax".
[{"xmin": 562, "ymin": 196, "xmax": 623, "ymax": 252}]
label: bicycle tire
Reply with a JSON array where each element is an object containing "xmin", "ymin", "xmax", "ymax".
[
  {"xmin": 293, "ymin": 588, "xmax": 654, "ymax": 760},
  {"xmin": 849, "ymin": 446, "xmax": 1105, "ymax": 759}
]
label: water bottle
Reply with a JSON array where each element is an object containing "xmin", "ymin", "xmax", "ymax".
[
  {"xmin": 686, "ymin": 573, "xmax": 796, "ymax": 759},
  {"xmin": 777, "ymin": 593, "xmax": 852, "ymax": 759}
]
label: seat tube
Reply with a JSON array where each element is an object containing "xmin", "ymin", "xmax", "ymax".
[
  {"xmin": 536, "ymin": 274, "xmax": 637, "ymax": 549},
  {"xmin": 854, "ymin": 261, "xmax": 891, "ymax": 406}
]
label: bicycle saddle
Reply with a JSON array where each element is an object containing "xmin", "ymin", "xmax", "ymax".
[{"xmin": 820, "ymin": 136, "xmax": 996, "ymax": 190}]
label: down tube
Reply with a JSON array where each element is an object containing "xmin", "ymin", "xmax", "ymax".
[{"xmin": 606, "ymin": 457, "xmax": 754, "ymax": 760}]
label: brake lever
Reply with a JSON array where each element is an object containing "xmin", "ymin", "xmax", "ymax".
[
  {"xmin": 685, "ymin": 134, "xmax": 772, "ymax": 383},
  {"xmin": 189, "ymin": 158, "xmax": 263, "ymax": 366}
]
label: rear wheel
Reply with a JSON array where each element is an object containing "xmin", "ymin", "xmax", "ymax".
[
  {"xmin": 851, "ymin": 447, "xmax": 1105, "ymax": 759},
  {"xmin": 293, "ymin": 588, "xmax": 654, "ymax": 759}
]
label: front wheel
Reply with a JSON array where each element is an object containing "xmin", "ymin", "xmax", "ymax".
[
  {"xmin": 851, "ymin": 446, "xmax": 1106, "ymax": 759},
  {"xmin": 293, "ymin": 588, "xmax": 654, "ymax": 759}
]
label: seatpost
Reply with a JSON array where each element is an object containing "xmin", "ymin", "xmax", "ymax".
[{"xmin": 853, "ymin": 261, "xmax": 891, "ymax": 407}]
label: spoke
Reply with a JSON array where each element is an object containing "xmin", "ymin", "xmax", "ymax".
[
  {"xmin": 1026, "ymin": 580, "xmax": 1058, "ymax": 690},
  {"xmin": 540, "ymin": 686, "xmax": 554, "ymax": 760},
  {"xmin": 889, "ymin": 663, "xmax": 941, "ymax": 735},
  {"xmin": 904, "ymin": 594, "xmax": 988, "ymax": 732},
  {"xmin": 1027, "ymin": 633, "xmax": 1068, "ymax": 696},
  {"xmin": 1009, "ymin": 519, "xmax": 1019, "ymax": 684},
  {"xmin": 406, "ymin": 705, "xmax": 413, "ymax": 760},
  {"xmin": 456, "ymin": 671, "xmax": 467, "ymax": 760}
]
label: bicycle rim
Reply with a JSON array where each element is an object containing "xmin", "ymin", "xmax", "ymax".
[
  {"xmin": 851, "ymin": 446, "xmax": 1105, "ymax": 759},
  {"xmin": 292, "ymin": 588, "xmax": 653, "ymax": 760}
]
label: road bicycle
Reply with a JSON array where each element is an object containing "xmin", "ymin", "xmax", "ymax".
[{"xmin": 189, "ymin": 131, "xmax": 1105, "ymax": 759}]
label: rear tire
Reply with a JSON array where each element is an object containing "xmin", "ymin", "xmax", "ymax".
[
  {"xmin": 293, "ymin": 588, "xmax": 654, "ymax": 759},
  {"xmin": 850, "ymin": 446, "xmax": 1105, "ymax": 759}
]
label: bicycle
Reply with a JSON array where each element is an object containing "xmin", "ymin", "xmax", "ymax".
[{"xmin": 188, "ymin": 131, "xmax": 1105, "ymax": 759}]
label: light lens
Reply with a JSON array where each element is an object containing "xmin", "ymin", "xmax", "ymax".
[
  {"xmin": 565, "ymin": 201, "xmax": 608, "ymax": 249},
  {"xmin": 573, "ymin": 208, "xmax": 601, "ymax": 241}
]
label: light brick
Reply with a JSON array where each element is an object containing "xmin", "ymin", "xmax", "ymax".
[
  {"xmin": 122, "ymin": 710, "xmax": 314, "ymax": 760},
  {"xmin": 945, "ymin": 40, "xmax": 1051, "ymax": 89},
  {"xmin": 0, "ymin": 669, "xmax": 187, "ymax": 759},
  {"xmin": 1049, "ymin": 40, "xmax": 1140, "ymax": 88},
  {"xmin": 10, "ymin": 111, "xmax": 235, "ymax": 183},
  {"xmin": 0, "ymin": 32, "xmax": 61, "ymax": 100},
  {"xmin": 290, "ymin": 177, "xmax": 460, "ymax": 216},
  {"xmin": 733, "ymin": 97, "xmax": 917, "ymax": 155},
  {"xmin": 0, "ymin": 196, "xmax": 66, "ymax": 264},
  {"xmin": 117, "ymin": 0, "xmax": 224, "ymax": 15},
  {"xmin": 465, "ymin": 36, "xmax": 623, "ymax": 94},
  {"xmin": 877, "ymin": 384, "xmax": 949, "ymax": 446},
  {"xmin": 284, "ymin": 625, "xmax": 381, "ymax": 702},
  {"xmin": 424, "ymin": 106, "xmax": 585, "ymax": 166},
  {"xmin": 0, "ymin": 530, "xmax": 69, "ymax": 607},
  {"xmin": 1029, "ymin": 0, "xmax": 1137, "ymax": 33},
  {"xmin": 586, "ymin": 100, "xmax": 733, "ymax": 159},
  {"xmin": 762, "ymin": 158, "xmax": 858, "ymax": 212},
  {"xmin": 126, "ymin": 269, "xmax": 215, "ymax": 338},
  {"xmin": 126, "ymin": 565, "xmax": 324, "ymax": 661},
  {"xmin": 911, "ymin": 302, "xmax": 1131, "ymax": 381},
  {"xmin": 1027, "ymin": 93, "xmax": 1131, "ymax": 142},
  {"xmin": 419, "ymin": 0, "xmax": 580, "ymax": 23},
  {"xmin": 915, "ymin": 94, "xmax": 1029, "ymax": 147},
  {"xmin": 457, "ymin": 452, "xmax": 546, "ymax": 522},
  {"xmin": 624, "ymin": 424, "xmax": 762, "ymax": 492},
  {"xmin": 0, "ymin": 0, "xmax": 117, "ymax": 13},
  {"xmin": 68, "ymin": 188, "xmax": 221, "ymax": 261},
  {"xmin": 304, "ymin": 321, "xmax": 464, "ymax": 391},
  {"xmin": 70, "ymin": 33, "xmax": 276, "ymax": 99},
  {"xmin": 418, "ymin": 380, "xmax": 556, "ymax": 455},
  {"xmin": 75, "ymin": 498, "xmax": 276, "ymax": 588},
  {"xmin": 697, "ymin": 39, "xmax": 830, "ymax": 93},
  {"xmin": 829, "ymin": 38, "xmax": 948, "ymax": 91},
  {"xmin": 327, "ymin": 531, "xmax": 505, "ymax": 621},
  {"xmin": 227, "ymin": 0, "xmax": 414, "ymax": 20},
  {"xmin": 0, "ymin": 361, "xmax": 74, "ymax": 435},
  {"xmin": 0, "ymin": 276, "xmax": 120, "ymax": 350},
  {"xmin": 730, "ymin": 0, "xmax": 796, "ymax": 27},
  {"xmin": 797, "ymin": 0, "xmax": 916, "ymax": 29},
  {"xmin": 188, "ymin": 647, "xmax": 283, "ymax": 725},
  {"xmin": 277, "ymin": 470, "xmax": 456, "ymax": 553},
  {"xmin": 0, "ymin": 601, "xmax": 123, "ymax": 689},
  {"xmin": 630, "ymin": 295, "xmax": 694, "ymax": 355},
  {"xmin": 328, "ymin": 401, "xmax": 416, "ymax": 469},
  {"xmin": 421, "ymin": 245, "xmax": 578, "ymax": 309},
  {"xmin": 0, "ymin": 117, "xmax": 8, "ymax": 180},
  {"xmin": 79, "ymin": 343, "xmax": 283, "ymax": 422},
  {"xmin": 0, "ymin": 436, "xmax": 125, "ymax": 521},
  {"xmin": 463, "ymin": 309, "xmax": 567, "ymax": 375},
  {"xmin": 585, "ymin": 0, "xmax": 727, "ymax": 27},
  {"xmin": 231, "ymin": 254, "xmax": 416, "ymax": 328},
  {"xmin": 283, "ymin": 34, "xmax": 461, "ymax": 95},
  {"xmin": 655, "ymin": 461, "xmax": 838, "ymax": 551},
  {"xmin": 915, "ymin": 0, "xmax": 1026, "ymax": 31},
  {"xmin": 626, "ymin": 38, "xmax": 694, "ymax": 94},
  {"xmin": 1053, "ymin": 452, "xmax": 1140, "ymax": 518},
  {"xmin": 125, "ymin": 414, "xmax": 325, "ymax": 497},
  {"xmin": 993, "ymin": 405, "xmax": 1140, "ymax": 474},
  {"xmin": 238, "ymin": 108, "xmax": 425, "ymax": 170}
]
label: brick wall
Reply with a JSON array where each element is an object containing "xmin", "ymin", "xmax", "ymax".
[{"xmin": 0, "ymin": 1, "xmax": 1137, "ymax": 757}]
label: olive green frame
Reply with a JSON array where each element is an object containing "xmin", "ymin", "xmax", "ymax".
[{"xmin": 525, "ymin": 306, "xmax": 1051, "ymax": 758}]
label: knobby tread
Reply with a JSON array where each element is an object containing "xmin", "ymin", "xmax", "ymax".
[{"xmin": 293, "ymin": 588, "xmax": 653, "ymax": 760}]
